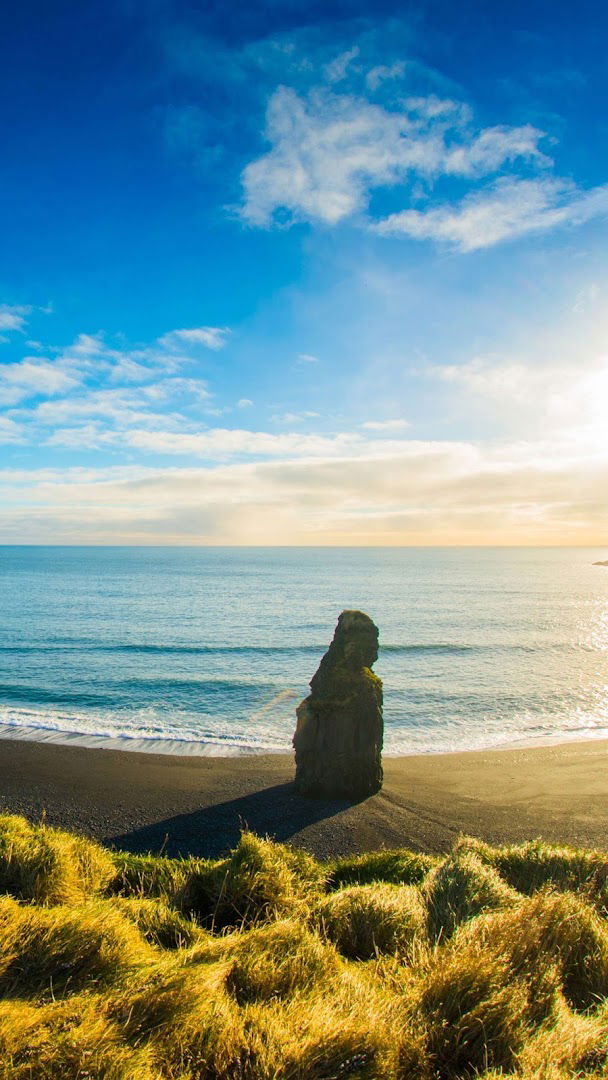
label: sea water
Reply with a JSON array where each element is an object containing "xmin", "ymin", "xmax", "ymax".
[{"xmin": 0, "ymin": 546, "xmax": 606, "ymax": 756}]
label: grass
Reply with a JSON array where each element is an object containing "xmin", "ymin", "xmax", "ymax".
[
  {"xmin": 314, "ymin": 882, "xmax": 427, "ymax": 960},
  {"xmin": 2, "ymin": 815, "xmax": 608, "ymax": 1077},
  {"xmin": 422, "ymin": 849, "xmax": 521, "ymax": 941}
]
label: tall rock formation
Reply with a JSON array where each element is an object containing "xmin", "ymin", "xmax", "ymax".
[{"xmin": 293, "ymin": 610, "xmax": 383, "ymax": 799}]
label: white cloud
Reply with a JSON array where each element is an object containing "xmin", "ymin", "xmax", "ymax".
[
  {"xmin": 240, "ymin": 85, "xmax": 547, "ymax": 226},
  {"xmin": 324, "ymin": 46, "xmax": 359, "ymax": 84},
  {"xmin": 0, "ymin": 359, "xmax": 78, "ymax": 403},
  {"xmin": 297, "ymin": 353, "xmax": 320, "ymax": 363},
  {"xmin": 273, "ymin": 410, "xmax": 321, "ymax": 422},
  {"xmin": 0, "ymin": 304, "xmax": 31, "ymax": 333},
  {"xmin": 144, "ymin": 377, "xmax": 211, "ymax": 403},
  {"xmin": 366, "ymin": 61, "xmax": 406, "ymax": 92},
  {"xmin": 45, "ymin": 424, "xmax": 107, "ymax": 450},
  {"xmin": 120, "ymin": 427, "xmax": 360, "ymax": 459},
  {"xmin": 361, "ymin": 418, "xmax": 410, "ymax": 431},
  {"xmin": 64, "ymin": 333, "xmax": 105, "ymax": 357},
  {"xmin": 0, "ymin": 417, "xmax": 23, "ymax": 444},
  {"xmin": 32, "ymin": 388, "xmax": 178, "ymax": 428},
  {"xmin": 237, "ymin": 398, "xmax": 253, "ymax": 407},
  {"xmin": 159, "ymin": 326, "xmax": 230, "ymax": 351},
  {"xmin": 374, "ymin": 177, "xmax": 608, "ymax": 250},
  {"xmin": 54, "ymin": 332, "xmax": 188, "ymax": 384}
]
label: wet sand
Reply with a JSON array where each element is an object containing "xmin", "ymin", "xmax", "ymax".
[{"xmin": 0, "ymin": 736, "xmax": 607, "ymax": 859}]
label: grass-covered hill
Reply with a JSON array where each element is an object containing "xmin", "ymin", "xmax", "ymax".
[{"xmin": 1, "ymin": 815, "xmax": 608, "ymax": 1078}]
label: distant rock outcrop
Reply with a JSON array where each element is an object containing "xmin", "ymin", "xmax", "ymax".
[
  {"xmin": 293, "ymin": 610, "xmax": 383, "ymax": 799},
  {"xmin": 594, "ymin": 561, "xmax": 608, "ymax": 566}
]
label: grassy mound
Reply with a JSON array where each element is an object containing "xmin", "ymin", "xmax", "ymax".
[
  {"xmin": 0, "ymin": 997, "xmax": 160, "ymax": 1080},
  {"xmin": 458, "ymin": 888, "xmax": 608, "ymax": 1012},
  {"xmin": 0, "ymin": 815, "xmax": 114, "ymax": 905},
  {"xmin": 455, "ymin": 835, "xmax": 608, "ymax": 910},
  {"xmin": 179, "ymin": 830, "xmax": 325, "ymax": 930},
  {"xmin": 225, "ymin": 918, "xmax": 342, "ymax": 1003},
  {"xmin": 423, "ymin": 849, "xmax": 520, "ymax": 940},
  {"xmin": 0, "ymin": 895, "xmax": 148, "ymax": 998},
  {"xmin": 326, "ymin": 848, "xmax": 437, "ymax": 889},
  {"xmin": 315, "ymin": 882, "xmax": 427, "ymax": 960},
  {"xmin": 110, "ymin": 896, "xmax": 202, "ymax": 949},
  {"xmin": 107, "ymin": 850, "xmax": 202, "ymax": 903},
  {"xmin": 1, "ymin": 815, "xmax": 608, "ymax": 1077},
  {"xmin": 415, "ymin": 940, "xmax": 531, "ymax": 1076}
]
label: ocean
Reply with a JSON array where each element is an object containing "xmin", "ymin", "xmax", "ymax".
[{"xmin": 0, "ymin": 546, "xmax": 606, "ymax": 756}]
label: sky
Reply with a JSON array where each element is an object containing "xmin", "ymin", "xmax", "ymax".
[{"xmin": 1, "ymin": 0, "xmax": 607, "ymax": 545}]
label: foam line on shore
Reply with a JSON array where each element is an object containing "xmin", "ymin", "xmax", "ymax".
[
  {"xmin": 1, "ymin": 717, "xmax": 608, "ymax": 761},
  {"xmin": 0, "ymin": 722, "xmax": 278, "ymax": 757}
]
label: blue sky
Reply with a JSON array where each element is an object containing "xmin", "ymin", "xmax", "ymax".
[{"xmin": 1, "ymin": 0, "xmax": 607, "ymax": 543}]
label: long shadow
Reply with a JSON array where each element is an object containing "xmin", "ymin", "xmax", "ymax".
[{"xmin": 110, "ymin": 782, "xmax": 354, "ymax": 858}]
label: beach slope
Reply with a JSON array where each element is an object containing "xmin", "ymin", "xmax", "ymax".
[{"xmin": 0, "ymin": 737, "xmax": 606, "ymax": 858}]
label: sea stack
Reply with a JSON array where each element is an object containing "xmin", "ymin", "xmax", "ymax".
[{"xmin": 293, "ymin": 610, "xmax": 383, "ymax": 799}]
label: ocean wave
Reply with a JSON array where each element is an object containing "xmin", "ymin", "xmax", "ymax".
[
  {"xmin": 0, "ymin": 677, "xmax": 281, "ymax": 710},
  {"xmin": 0, "ymin": 639, "xmax": 586, "ymax": 658},
  {"xmin": 0, "ymin": 706, "xmax": 293, "ymax": 754},
  {"xmin": 1, "ymin": 703, "xmax": 607, "ymax": 760},
  {"xmin": 0, "ymin": 640, "xmax": 481, "ymax": 656}
]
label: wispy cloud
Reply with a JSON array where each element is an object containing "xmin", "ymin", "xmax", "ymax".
[
  {"xmin": 323, "ymin": 46, "xmax": 360, "ymax": 84},
  {"xmin": 158, "ymin": 326, "xmax": 231, "ymax": 351},
  {"xmin": 426, "ymin": 352, "xmax": 608, "ymax": 451},
  {"xmin": 236, "ymin": 52, "xmax": 608, "ymax": 251},
  {"xmin": 0, "ymin": 359, "xmax": 79, "ymax": 404},
  {"xmin": 32, "ymin": 388, "xmax": 174, "ymax": 428},
  {"xmin": 0, "ymin": 417, "xmax": 23, "ymax": 444},
  {"xmin": 0, "ymin": 304, "xmax": 31, "ymax": 333},
  {"xmin": 297, "ymin": 353, "xmax": 320, "ymax": 364},
  {"xmin": 116, "ymin": 427, "xmax": 360, "ymax": 459},
  {"xmin": 273, "ymin": 410, "xmax": 321, "ymax": 423},
  {"xmin": 365, "ymin": 61, "xmax": 406, "ymax": 92},
  {"xmin": 361, "ymin": 418, "xmax": 409, "ymax": 431},
  {"xmin": 374, "ymin": 176, "xmax": 608, "ymax": 250}
]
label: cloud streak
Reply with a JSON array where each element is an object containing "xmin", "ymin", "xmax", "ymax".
[
  {"xmin": 0, "ymin": 305, "xmax": 31, "ymax": 333},
  {"xmin": 158, "ymin": 326, "xmax": 231, "ymax": 350},
  {"xmin": 1, "ymin": 436, "xmax": 606, "ymax": 544},
  {"xmin": 375, "ymin": 177, "xmax": 608, "ymax": 250}
]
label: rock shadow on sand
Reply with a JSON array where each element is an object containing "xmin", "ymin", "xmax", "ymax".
[{"xmin": 110, "ymin": 782, "xmax": 354, "ymax": 858}]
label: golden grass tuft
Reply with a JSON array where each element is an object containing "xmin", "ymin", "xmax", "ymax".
[
  {"xmin": 415, "ymin": 941, "xmax": 531, "ymax": 1077},
  {"xmin": 109, "ymin": 895, "xmax": 202, "ymax": 949},
  {"xmin": 107, "ymin": 850, "xmax": 204, "ymax": 903},
  {"xmin": 423, "ymin": 848, "xmax": 521, "ymax": 941},
  {"xmin": 225, "ymin": 918, "xmax": 343, "ymax": 1003},
  {"xmin": 0, "ymin": 814, "xmax": 115, "ymax": 905},
  {"xmin": 179, "ymin": 830, "xmax": 325, "ymax": 930},
  {"xmin": 326, "ymin": 848, "xmax": 438, "ymax": 889},
  {"xmin": 517, "ymin": 995, "xmax": 608, "ymax": 1077},
  {"xmin": 0, "ymin": 997, "xmax": 160, "ymax": 1080},
  {"xmin": 455, "ymin": 835, "xmax": 608, "ymax": 911},
  {"xmin": 314, "ymin": 882, "xmax": 427, "ymax": 961},
  {"xmin": 0, "ymin": 895, "xmax": 149, "ymax": 998},
  {"xmin": 458, "ymin": 888, "xmax": 608, "ymax": 1012}
]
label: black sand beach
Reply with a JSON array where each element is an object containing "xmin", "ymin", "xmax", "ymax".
[{"xmin": 1, "ymin": 736, "xmax": 606, "ymax": 859}]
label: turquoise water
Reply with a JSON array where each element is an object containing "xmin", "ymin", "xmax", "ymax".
[{"xmin": 0, "ymin": 546, "xmax": 606, "ymax": 756}]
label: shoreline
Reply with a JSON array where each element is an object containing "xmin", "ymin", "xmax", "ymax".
[
  {"xmin": 1, "ymin": 720, "xmax": 608, "ymax": 760},
  {"xmin": 0, "ymin": 734, "xmax": 607, "ymax": 860}
]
